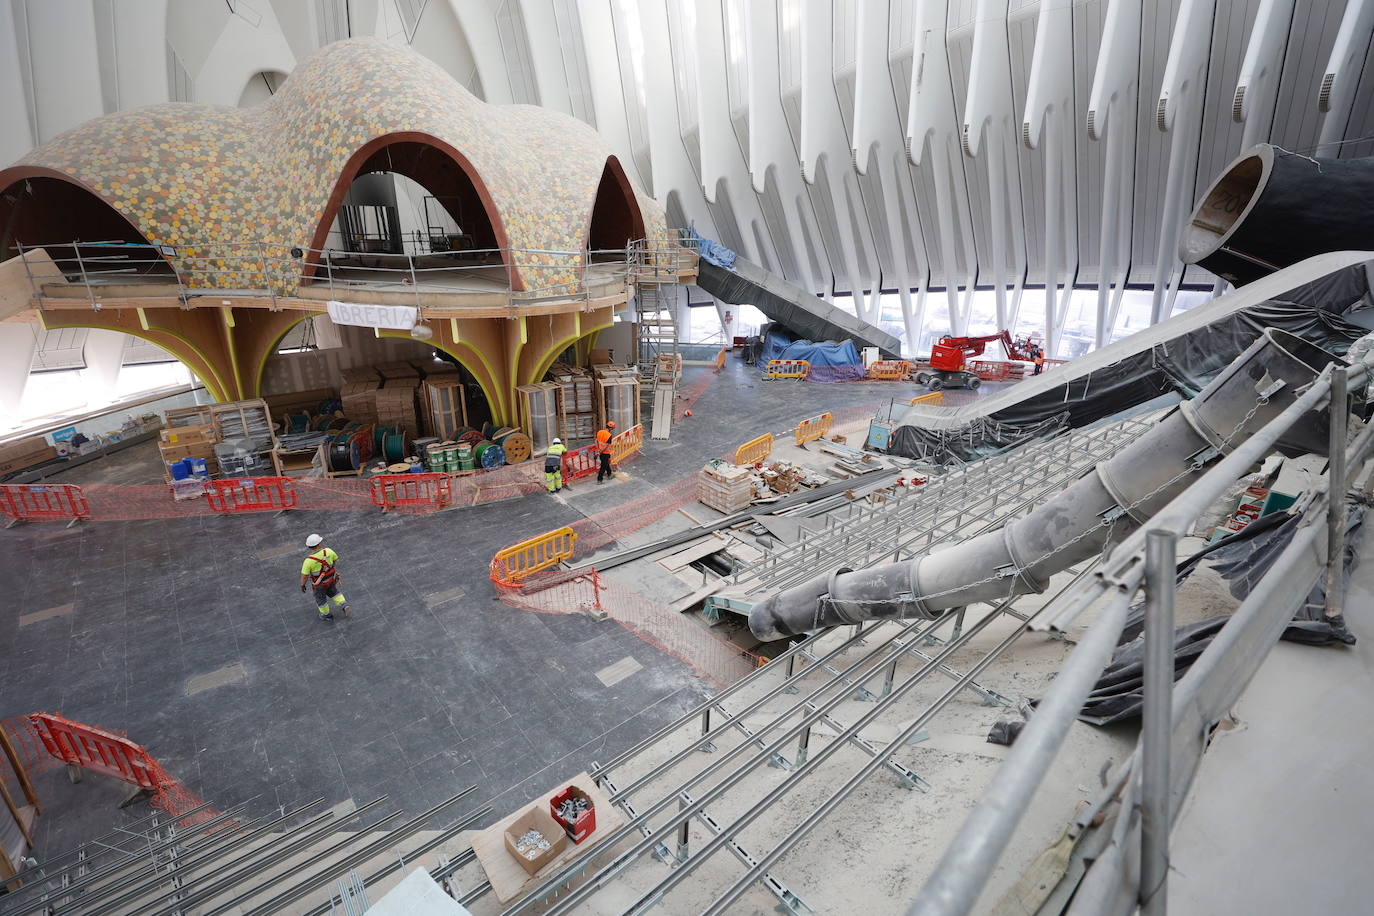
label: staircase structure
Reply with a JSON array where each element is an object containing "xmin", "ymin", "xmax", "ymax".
[{"xmin": 633, "ymin": 264, "xmax": 684, "ymax": 441}]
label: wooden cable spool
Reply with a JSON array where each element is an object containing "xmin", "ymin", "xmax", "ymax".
[
  {"xmin": 492, "ymin": 428, "xmax": 531, "ymax": 464},
  {"xmin": 473, "ymin": 440, "xmax": 506, "ymax": 468}
]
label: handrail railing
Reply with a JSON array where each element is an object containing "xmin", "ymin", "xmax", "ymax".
[
  {"xmin": 11, "ymin": 233, "xmax": 698, "ymax": 309},
  {"xmin": 910, "ymin": 358, "xmax": 1373, "ymax": 915}
]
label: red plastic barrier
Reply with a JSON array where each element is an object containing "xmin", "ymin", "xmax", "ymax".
[
  {"xmin": 969, "ymin": 360, "xmax": 1013, "ymax": 381},
  {"xmin": 0, "ymin": 483, "xmax": 90, "ymax": 523},
  {"xmin": 369, "ymin": 472, "xmax": 452, "ymax": 512},
  {"xmin": 204, "ymin": 476, "xmax": 297, "ymax": 514},
  {"xmin": 561, "ymin": 444, "xmax": 600, "ymax": 484},
  {"xmin": 27, "ymin": 713, "xmax": 160, "ymax": 789}
]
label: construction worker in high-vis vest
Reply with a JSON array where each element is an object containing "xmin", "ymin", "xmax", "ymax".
[
  {"xmin": 299, "ymin": 533, "xmax": 349, "ymax": 621},
  {"xmin": 545, "ymin": 437, "xmax": 567, "ymax": 492}
]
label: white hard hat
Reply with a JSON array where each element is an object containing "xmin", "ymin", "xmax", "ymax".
[
  {"xmin": 552, "ymin": 437, "xmax": 562, "ymax": 445},
  {"xmin": 305, "ymin": 533, "xmax": 323, "ymax": 548}
]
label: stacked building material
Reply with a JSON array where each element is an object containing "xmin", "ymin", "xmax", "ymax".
[
  {"xmin": 340, "ymin": 367, "xmax": 381, "ymax": 424},
  {"xmin": 375, "ymin": 382, "xmax": 420, "ymax": 435},
  {"xmin": 697, "ymin": 462, "xmax": 755, "ymax": 513}
]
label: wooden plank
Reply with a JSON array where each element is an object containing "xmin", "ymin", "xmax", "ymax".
[
  {"xmin": 650, "ymin": 386, "xmax": 673, "ymax": 440},
  {"xmin": 469, "ymin": 772, "xmax": 624, "ymax": 904},
  {"xmin": 657, "ymin": 534, "xmax": 729, "ymax": 572},
  {"xmin": 0, "ymin": 728, "xmax": 39, "ymax": 813}
]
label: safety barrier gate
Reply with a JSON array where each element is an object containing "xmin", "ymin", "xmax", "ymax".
[
  {"xmin": 561, "ymin": 444, "xmax": 601, "ymax": 484},
  {"xmin": 909, "ymin": 392, "xmax": 944, "ymax": 406},
  {"xmin": 866, "ymin": 360, "xmax": 911, "ymax": 381},
  {"xmin": 369, "ymin": 472, "xmax": 452, "ymax": 512},
  {"xmin": 795, "ymin": 412, "xmax": 834, "ymax": 446},
  {"xmin": 763, "ymin": 359, "xmax": 811, "ymax": 380},
  {"xmin": 204, "ymin": 476, "xmax": 297, "ymax": 514},
  {"xmin": 734, "ymin": 432, "xmax": 774, "ymax": 465},
  {"xmin": 27, "ymin": 713, "xmax": 159, "ymax": 788},
  {"xmin": 0, "ymin": 483, "xmax": 90, "ymax": 525},
  {"xmin": 490, "ymin": 526, "xmax": 578, "ymax": 585},
  {"xmin": 610, "ymin": 424, "xmax": 644, "ymax": 465}
]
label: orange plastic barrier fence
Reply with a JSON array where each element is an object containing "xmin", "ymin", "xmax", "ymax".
[
  {"xmin": 561, "ymin": 443, "xmax": 600, "ymax": 484},
  {"xmin": 490, "ymin": 526, "xmax": 578, "ymax": 585},
  {"xmin": 734, "ymin": 432, "xmax": 774, "ymax": 465},
  {"xmin": 909, "ymin": 392, "xmax": 944, "ymax": 406},
  {"xmin": 0, "ymin": 483, "xmax": 90, "ymax": 524},
  {"xmin": 794, "ymin": 412, "xmax": 834, "ymax": 446},
  {"xmin": 369, "ymin": 472, "xmax": 452, "ymax": 512},
  {"xmin": 866, "ymin": 360, "xmax": 911, "ymax": 381},
  {"xmin": 713, "ymin": 347, "xmax": 727, "ymax": 371},
  {"xmin": 27, "ymin": 713, "xmax": 160, "ymax": 788},
  {"xmin": 610, "ymin": 424, "xmax": 644, "ymax": 465},
  {"xmin": 204, "ymin": 476, "xmax": 297, "ymax": 514},
  {"xmin": 970, "ymin": 360, "xmax": 1013, "ymax": 381},
  {"xmin": 23, "ymin": 713, "xmax": 222, "ymax": 828},
  {"xmin": 763, "ymin": 359, "xmax": 811, "ymax": 380}
]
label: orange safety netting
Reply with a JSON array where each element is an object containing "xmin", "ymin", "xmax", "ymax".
[
  {"xmin": 1, "ymin": 716, "xmax": 224, "ymax": 829},
  {"xmin": 494, "ymin": 569, "xmax": 759, "ymax": 688}
]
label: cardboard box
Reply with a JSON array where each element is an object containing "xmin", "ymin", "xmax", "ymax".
[
  {"xmin": 0, "ymin": 436, "xmax": 58, "ymax": 475},
  {"xmin": 503, "ymin": 805, "xmax": 567, "ymax": 875},
  {"xmin": 160, "ymin": 423, "xmax": 216, "ymax": 446}
]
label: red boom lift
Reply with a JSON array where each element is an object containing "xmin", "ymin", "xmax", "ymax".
[{"xmin": 914, "ymin": 331, "xmax": 1039, "ymax": 391}]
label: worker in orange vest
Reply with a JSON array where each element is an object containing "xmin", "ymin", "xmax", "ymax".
[{"xmin": 596, "ymin": 420, "xmax": 616, "ymax": 483}]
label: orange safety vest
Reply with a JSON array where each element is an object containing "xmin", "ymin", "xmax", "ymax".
[{"xmin": 596, "ymin": 429, "xmax": 612, "ymax": 454}]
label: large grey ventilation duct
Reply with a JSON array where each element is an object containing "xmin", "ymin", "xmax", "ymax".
[
  {"xmin": 1181, "ymin": 144, "xmax": 1374, "ymax": 286},
  {"xmin": 749, "ymin": 329, "xmax": 1343, "ymax": 642}
]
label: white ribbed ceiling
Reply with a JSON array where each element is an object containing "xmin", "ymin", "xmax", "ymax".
[{"xmin": 4, "ymin": 0, "xmax": 1373, "ymax": 355}]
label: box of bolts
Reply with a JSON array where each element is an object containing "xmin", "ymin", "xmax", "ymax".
[
  {"xmin": 503, "ymin": 805, "xmax": 567, "ymax": 875},
  {"xmin": 549, "ymin": 786, "xmax": 596, "ymax": 843}
]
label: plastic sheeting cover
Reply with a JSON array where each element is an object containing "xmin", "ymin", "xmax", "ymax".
[
  {"xmin": 1076, "ymin": 503, "xmax": 1364, "ymax": 726},
  {"xmin": 686, "ymin": 228, "xmax": 736, "ymax": 269},
  {"xmin": 759, "ymin": 327, "xmax": 862, "ymax": 368},
  {"xmin": 890, "ymin": 266, "xmax": 1373, "ymax": 461}
]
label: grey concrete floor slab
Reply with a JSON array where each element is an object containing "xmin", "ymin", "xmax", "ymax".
[
  {"xmin": 1167, "ymin": 526, "xmax": 1374, "ymax": 914},
  {"xmin": 0, "ymin": 359, "xmax": 1008, "ymax": 853}
]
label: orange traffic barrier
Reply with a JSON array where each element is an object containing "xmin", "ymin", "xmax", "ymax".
[
  {"xmin": 763, "ymin": 359, "xmax": 810, "ymax": 380},
  {"xmin": 561, "ymin": 443, "xmax": 600, "ymax": 484},
  {"xmin": 369, "ymin": 472, "xmax": 452, "ymax": 512},
  {"xmin": 490, "ymin": 526, "xmax": 578, "ymax": 585},
  {"xmin": 0, "ymin": 483, "xmax": 90, "ymax": 525},
  {"xmin": 610, "ymin": 423, "xmax": 644, "ymax": 465},
  {"xmin": 909, "ymin": 392, "xmax": 944, "ymax": 406},
  {"xmin": 713, "ymin": 347, "xmax": 727, "ymax": 371},
  {"xmin": 866, "ymin": 360, "xmax": 911, "ymax": 381},
  {"xmin": 204, "ymin": 476, "xmax": 297, "ymax": 514},
  {"xmin": 734, "ymin": 432, "xmax": 774, "ymax": 465},
  {"xmin": 794, "ymin": 412, "xmax": 834, "ymax": 446}
]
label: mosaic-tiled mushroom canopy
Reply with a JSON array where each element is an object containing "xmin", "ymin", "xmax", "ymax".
[{"xmin": 2, "ymin": 38, "xmax": 666, "ymax": 294}]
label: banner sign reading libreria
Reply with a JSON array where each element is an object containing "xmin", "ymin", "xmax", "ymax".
[{"xmin": 325, "ymin": 301, "xmax": 418, "ymax": 331}]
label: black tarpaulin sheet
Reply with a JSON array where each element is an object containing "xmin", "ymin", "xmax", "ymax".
[
  {"xmin": 889, "ymin": 266, "xmax": 1373, "ymax": 461},
  {"xmin": 1076, "ymin": 503, "xmax": 1364, "ymax": 726}
]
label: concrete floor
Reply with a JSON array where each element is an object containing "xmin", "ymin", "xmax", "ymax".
[
  {"xmin": 1167, "ymin": 524, "xmax": 1374, "ymax": 914},
  {"xmin": 0, "ymin": 358, "xmax": 1003, "ymax": 855}
]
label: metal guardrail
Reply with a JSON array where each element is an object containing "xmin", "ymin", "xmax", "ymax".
[
  {"xmin": 910, "ymin": 360, "xmax": 1373, "ymax": 915},
  {"xmin": 12, "ymin": 229, "xmax": 699, "ymax": 311}
]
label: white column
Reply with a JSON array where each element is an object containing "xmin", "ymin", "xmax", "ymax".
[
  {"xmin": 81, "ymin": 327, "xmax": 126, "ymax": 393},
  {"xmin": 0, "ymin": 324, "xmax": 39, "ymax": 422},
  {"xmin": 1315, "ymin": 0, "xmax": 1374, "ymax": 156}
]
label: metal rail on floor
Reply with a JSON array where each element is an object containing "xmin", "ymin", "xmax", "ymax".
[
  {"xmin": 733, "ymin": 414, "xmax": 1154, "ymax": 598},
  {"xmin": 459, "ymin": 415, "xmax": 1153, "ymax": 913}
]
